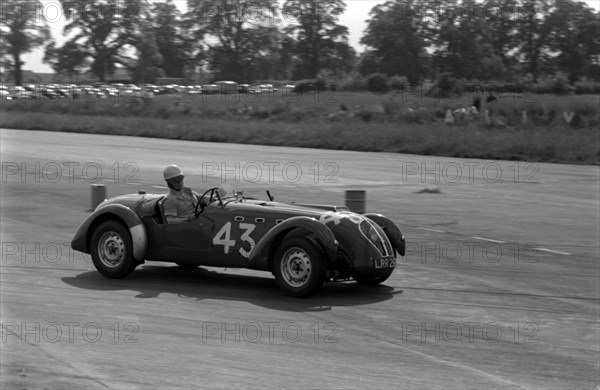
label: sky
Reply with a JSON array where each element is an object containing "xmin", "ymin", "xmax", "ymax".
[{"xmin": 19, "ymin": 0, "xmax": 600, "ymax": 74}]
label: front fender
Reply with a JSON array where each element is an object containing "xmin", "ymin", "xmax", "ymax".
[
  {"xmin": 363, "ymin": 213, "xmax": 406, "ymax": 256},
  {"xmin": 248, "ymin": 216, "xmax": 337, "ymax": 270},
  {"xmin": 71, "ymin": 203, "xmax": 148, "ymax": 262}
]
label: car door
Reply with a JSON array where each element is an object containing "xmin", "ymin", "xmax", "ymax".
[
  {"xmin": 206, "ymin": 203, "xmax": 278, "ymax": 268},
  {"xmin": 149, "ymin": 213, "xmax": 215, "ymax": 264}
]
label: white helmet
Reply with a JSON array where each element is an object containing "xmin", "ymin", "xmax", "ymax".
[{"xmin": 163, "ymin": 165, "xmax": 184, "ymax": 180}]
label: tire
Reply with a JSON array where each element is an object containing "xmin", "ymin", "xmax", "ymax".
[
  {"xmin": 273, "ymin": 237, "xmax": 327, "ymax": 297},
  {"xmin": 91, "ymin": 220, "xmax": 137, "ymax": 279},
  {"xmin": 354, "ymin": 269, "xmax": 394, "ymax": 285}
]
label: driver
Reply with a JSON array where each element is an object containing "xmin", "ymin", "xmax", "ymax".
[{"xmin": 162, "ymin": 165, "xmax": 205, "ymax": 224}]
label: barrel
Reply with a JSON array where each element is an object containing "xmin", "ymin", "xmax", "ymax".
[
  {"xmin": 91, "ymin": 184, "xmax": 107, "ymax": 210},
  {"xmin": 345, "ymin": 190, "xmax": 366, "ymax": 214}
]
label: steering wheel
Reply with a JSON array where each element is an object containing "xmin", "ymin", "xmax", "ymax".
[{"xmin": 195, "ymin": 187, "xmax": 223, "ymax": 216}]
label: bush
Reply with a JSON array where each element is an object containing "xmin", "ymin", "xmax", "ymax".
[
  {"xmin": 389, "ymin": 75, "xmax": 409, "ymax": 91},
  {"xmin": 426, "ymin": 73, "xmax": 464, "ymax": 98},
  {"xmin": 367, "ymin": 73, "xmax": 388, "ymax": 93},
  {"xmin": 294, "ymin": 79, "xmax": 326, "ymax": 94},
  {"xmin": 338, "ymin": 72, "xmax": 367, "ymax": 91},
  {"xmin": 533, "ymin": 73, "xmax": 573, "ymax": 94},
  {"xmin": 574, "ymin": 80, "xmax": 600, "ymax": 95}
]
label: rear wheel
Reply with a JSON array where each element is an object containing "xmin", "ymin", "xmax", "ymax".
[
  {"xmin": 354, "ymin": 269, "xmax": 394, "ymax": 285},
  {"xmin": 91, "ymin": 220, "xmax": 137, "ymax": 278},
  {"xmin": 273, "ymin": 237, "xmax": 326, "ymax": 297}
]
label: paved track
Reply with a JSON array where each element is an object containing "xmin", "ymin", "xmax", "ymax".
[{"xmin": 1, "ymin": 129, "xmax": 598, "ymax": 389}]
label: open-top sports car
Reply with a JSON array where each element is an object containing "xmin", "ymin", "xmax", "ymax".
[{"xmin": 71, "ymin": 188, "xmax": 405, "ymax": 297}]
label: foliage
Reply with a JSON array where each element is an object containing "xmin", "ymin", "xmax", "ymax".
[
  {"xmin": 186, "ymin": 0, "xmax": 279, "ymax": 82},
  {"xmin": 366, "ymin": 73, "xmax": 388, "ymax": 93},
  {"xmin": 293, "ymin": 78, "xmax": 326, "ymax": 93},
  {"xmin": 57, "ymin": 0, "xmax": 147, "ymax": 81},
  {"xmin": 388, "ymin": 75, "xmax": 409, "ymax": 91},
  {"xmin": 151, "ymin": 0, "xmax": 195, "ymax": 78},
  {"xmin": 6, "ymin": 0, "xmax": 600, "ymax": 88},
  {"xmin": 0, "ymin": 0, "xmax": 51, "ymax": 85},
  {"xmin": 43, "ymin": 41, "xmax": 88, "ymax": 80},
  {"xmin": 532, "ymin": 73, "xmax": 573, "ymax": 94},
  {"xmin": 360, "ymin": 1, "xmax": 428, "ymax": 84},
  {"xmin": 283, "ymin": 0, "xmax": 355, "ymax": 79}
]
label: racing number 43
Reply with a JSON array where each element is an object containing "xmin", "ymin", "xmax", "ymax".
[{"xmin": 212, "ymin": 222, "xmax": 256, "ymax": 258}]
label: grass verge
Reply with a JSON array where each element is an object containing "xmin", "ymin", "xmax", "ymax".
[{"xmin": 2, "ymin": 111, "xmax": 598, "ymax": 164}]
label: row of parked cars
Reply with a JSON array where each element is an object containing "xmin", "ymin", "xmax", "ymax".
[
  {"xmin": 1, "ymin": 81, "xmax": 296, "ymax": 101},
  {"xmin": 151, "ymin": 82, "xmax": 293, "ymax": 95},
  {"xmin": 0, "ymin": 83, "xmax": 153, "ymax": 100}
]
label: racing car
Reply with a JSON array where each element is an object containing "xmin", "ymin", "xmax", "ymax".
[{"xmin": 71, "ymin": 188, "xmax": 405, "ymax": 297}]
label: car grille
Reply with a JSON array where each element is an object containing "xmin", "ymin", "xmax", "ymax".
[{"xmin": 359, "ymin": 220, "xmax": 394, "ymax": 257}]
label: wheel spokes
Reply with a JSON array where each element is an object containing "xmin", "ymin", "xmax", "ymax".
[
  {"xmin": 98, "ymin": 232, "xmax": 125, "ymax": 268},
  {"xmin": 281, "ymin": 248, "xmax": 312, "ymax": 287}
]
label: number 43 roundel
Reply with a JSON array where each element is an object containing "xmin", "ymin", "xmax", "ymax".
[{"xmin": 212, "ymin": 222, "xmax": 256, "ymax": 258}]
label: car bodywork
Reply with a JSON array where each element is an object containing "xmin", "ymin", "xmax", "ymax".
[{"xmin": 72, "ymin": 190, "xmax": 405, "ymax": 295}]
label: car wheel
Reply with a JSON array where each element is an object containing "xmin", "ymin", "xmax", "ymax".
[
  {"xmin": 91, "ymin": 220, "xmax": 137, "ymax": 279},
  {"xmin": 273, "ymin": 237, "xmax": 326, "ymax": 297},
  {"xmin": 354, "ymin": 269, "xmax": 394, "ymax": 285}
]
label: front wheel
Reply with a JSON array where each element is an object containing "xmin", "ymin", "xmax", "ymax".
[
  {"xmin": 91, "ymin": 220, "xmax": 137, "ymax": 278},
  {"xmin": 273, "ymin": 237, "xmax": 326, "ymax": 297}
]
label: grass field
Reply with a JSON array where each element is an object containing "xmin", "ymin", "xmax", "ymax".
[{"xmin": 1, "ymin": 91, "xmax": 598, "ymax": 164}]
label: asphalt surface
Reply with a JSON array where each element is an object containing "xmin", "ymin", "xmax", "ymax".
[{"xmin": 1, "ymin": 129, "xmax": 599, "ymax": 389}]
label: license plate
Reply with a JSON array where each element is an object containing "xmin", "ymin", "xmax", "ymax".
[{"xmin": 374, "ymin": 258, "xmax": 396, "ymax": 269}]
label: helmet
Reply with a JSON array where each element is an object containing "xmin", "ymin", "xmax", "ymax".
[{"xmin": 163, "ymin": 165, "xmax": 184, "ymax": 181}]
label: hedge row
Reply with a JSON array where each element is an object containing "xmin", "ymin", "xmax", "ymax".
[{"xmin": 295, "ymin": 74, "xmax": 600, "ymax": 95}]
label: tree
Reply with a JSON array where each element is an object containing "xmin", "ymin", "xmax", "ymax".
[
  {"xmin": 43, "ymin": 41, "xmax": 88, "ymax": 80},
  {"xmin": 186, "ymin": 0, "xmax": 278, "ymax": 82},
  {"xmin": 514, "ymin": 0, "xmax": 555, "ymax": 82},
  {"xmin": 547, "ymin": 0, "xmax": 599, "ymax": 83},
  {"xmin": 128, "ymin": 28, "xmax": 164, "ymax": 84},
  {"xmin": 482, "ymin": 0, "xmax": 520, "ymax": 71},
  {"xmin": 0, "ymin": 0, "xmax": 50, "ymax": 85},
  {"xmin": 360, "ymin": 0, "xmax": 428, "ymax": 84},
  {"xmin": 151, "ymin": 0, "xmax": 195, "ymax": 78},
  {"xmin": 59, "ymin": 0, "xmax": 148, "ymax": 81},
  {"xmin": 430, "ymin": 0, "xmax": 506, "ymax": 80},
  {"xmin": 283, "ymin": 0, "xmax": 353, "ymax": 79}
]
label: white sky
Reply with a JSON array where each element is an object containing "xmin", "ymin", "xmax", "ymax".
[{"xmin": 20, "ymin": 0, "xmax": 600, "ymax": 73}]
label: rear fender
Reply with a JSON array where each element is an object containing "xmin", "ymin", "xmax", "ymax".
[
  {"xmin": 248, "ymin": 216, "xmax": 337, "ymax": 270},
  {"xmin": 363, "ymin": 213, "xmax": 405, "ymax": 256},
  {"xmin": 71, "ymin": 204, "xmax": 148, "ymax": 262}
]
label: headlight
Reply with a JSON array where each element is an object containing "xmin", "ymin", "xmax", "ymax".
[{"xmin": 360, "ymin": 220, "xmax": 394, "ymax": 257}]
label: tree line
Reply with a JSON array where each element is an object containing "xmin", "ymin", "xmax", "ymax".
[{"xmin": 1, "ymin": 0, "xmax": 598, "ymax": 86}]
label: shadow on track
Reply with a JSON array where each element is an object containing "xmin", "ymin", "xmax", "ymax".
[{"xmin": 61, "ymin": 265, "xmax": 401, "ymax": 312}]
